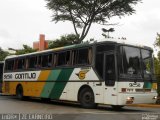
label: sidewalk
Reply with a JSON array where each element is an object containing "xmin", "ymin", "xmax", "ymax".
[{"xmin": 128, "ymin": 104, "xmax": 160, "ymax": 108}]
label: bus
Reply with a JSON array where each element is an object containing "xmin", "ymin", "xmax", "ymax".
[
  {"xmin": 2, "ymin": 40, "xmax": 157, "ymax": 109},
  {"xmin": 0, "ymin": 61, "xmax": 4, "ymax": 93}
]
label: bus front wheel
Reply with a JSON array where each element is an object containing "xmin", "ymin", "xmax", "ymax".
[
  {"xmin": 79, "ymin": 87, "xmax": 97, "ymax": 109},
  {"xmin": 16, "ymin": 85, "xmax": 24, "ymax": 100}
]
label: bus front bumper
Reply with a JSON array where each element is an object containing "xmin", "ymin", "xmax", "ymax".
[{"xmin": 117, "ymin": 92, "xmax": 157, "ymax": 105}]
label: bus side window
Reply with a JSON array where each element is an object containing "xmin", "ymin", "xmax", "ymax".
[
  {"xmin": 73, "ymin": 48, "xmax": 90, "ymax": 65},
  {"xmin": 78, "ymin": 48, "xmax": 89, "ymax": 64},
  {"xmin": 73, "ymin": 50, "xmax": 78, "ymax": 65},
  {"xmin": 28, "ymin": 56, "xmax": 37, "ymax": 69},
  {"xmin": 5, "ymin": 60, "xmax": 14, "ymax": 71},
  {"xmin": 14, "ymin": 59, "xmax": 18, "ymax": 70},
  {"xmin": 71, "ymin": 50, "xmax": 75, "ymax": 65},
  {"xmin": 41, "ymin": 53, "xmax": 53, "ymax": 68},
  {"xmin": 25, "ymin": 58, "xmax": 29, "ymax": 69},
  {"xmin": 57, "ymin": 52, "xmax": 66, "ymax": 66},
  {"xmin": 48, "ymin": 54, "xmax": 53, "ymax": 67},
  {"xmin": 42, "ymin": 54, "xmax": 48, "ymax": 68},
  {"xmin": 37, "ymin": 55, "xmax": 42, "ymax": 68},
  {"xmin": 57, "ymin": 51, "xmax": 70, "ymax": 66},
  {"xmin": 17, "ymin": 58, "xmax": 25, "ymax": 70},
  {"xmin": 88, "ymin": 48, "xmax": 92, "ymax": 64},
  {"xmin": 53, "ymin": 54, "xmax": 57, "ymax": 67}
]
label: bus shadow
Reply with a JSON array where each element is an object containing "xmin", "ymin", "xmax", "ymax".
[{"xmin": 7, "ymin": 95, "xmax": 152, "ymax": 113}]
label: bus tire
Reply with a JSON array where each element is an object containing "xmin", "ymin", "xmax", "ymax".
[
  {"xmin": 16, "ymin": 85, "xmax": 24, "ymax": 100},
  {"xmin": 79, "ymin": 87, "xmax": 97, "ymax": 109}
]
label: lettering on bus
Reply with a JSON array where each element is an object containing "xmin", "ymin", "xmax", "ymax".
[
  {"xmin": 15, "ymin": 73, "xmax": 36, "ymax": 80},
  {"xmin": 4, "ymin": 74, "xmax": 13, "ymax": 79},
  {"xmin": 129, "ymin": 83, "xmax": 141, "ymax": 87},
  {"xmin": 3, "ymin": 72, "xmax": 37, "ymax": 80}
]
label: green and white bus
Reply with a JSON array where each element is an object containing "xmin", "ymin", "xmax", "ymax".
[
  {"xmin": 2, "ymin": 40, "xmax": 157, "ymax": 109},
  {"xmin": 0, "ymin": 61, "xmax": 4, "ymax": 93}
]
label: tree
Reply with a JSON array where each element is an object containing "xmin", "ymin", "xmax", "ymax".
[
  {"xmin": 102, "ymin": 28, "xmax": 115, "ymax": 38},
  {"xmin": 0, "ymin": 47, "xmax": 9, "ymax": 61},
  {"xmin": 46, "ymin": 0, "xmax": 141, "ymax": 43},
  {"xmin": 154, "ymin": 33, "xmax": 160, "ymax": 103},
  {"xmin": 48, "ymin": 34, "xmax": 79, "ymax": 49},
  {"xmin": 154, "ymin": 33, "xmax": 160, "ymax": 49},
  {"xmin": 154, "ymin": 57, "xmax": 160, "ymax": 103},
  {"xmin": 15, "ymin": 45, "xmax": 37, "ymax": 55}
]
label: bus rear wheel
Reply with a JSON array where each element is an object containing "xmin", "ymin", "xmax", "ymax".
[
  {"xmin": 79, "ymin": 87, "xmax": 97, "ymax": 109},
  {"xmin": 16, "ymin": 85, "xmax": 24, "ymax": 100}
]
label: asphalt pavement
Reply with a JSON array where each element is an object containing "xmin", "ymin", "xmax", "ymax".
[{"xmin": 0, "ymin": 95, "xmax": 160, "ymax": 120}]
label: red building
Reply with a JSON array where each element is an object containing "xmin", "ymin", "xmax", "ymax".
[{"xmin": 33, "ymin": 34, "xmax": 49, "ymax": 51}]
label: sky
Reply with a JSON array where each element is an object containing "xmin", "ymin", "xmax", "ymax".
[{"xmin": 0, "ymin": 0, "xmax": 160, "ymax": 53}]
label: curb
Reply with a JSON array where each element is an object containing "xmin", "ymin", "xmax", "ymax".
[
  {"xmin": 128, "ymin": 104, "xmax": 160, "ymax": 108},
  {"xmin": 0, "ymin": 93, "xmax": 10, "ymax": 96}
]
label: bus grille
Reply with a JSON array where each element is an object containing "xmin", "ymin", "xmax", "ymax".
[{"xmin": 135, "ymin": 88, "xmax": 151, "ymax": 92}]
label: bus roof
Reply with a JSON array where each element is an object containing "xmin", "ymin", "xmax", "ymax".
[
  {"xmin": 5, "ymin": 42, "xmax": 91, "ymax": 59},
  {"xmin": 97, "ymin": 38, "xmax": 152, "ymax": 50},
  {"xmin": 5, "ymin": 39, "xmax": 153, "ymax": 60}
]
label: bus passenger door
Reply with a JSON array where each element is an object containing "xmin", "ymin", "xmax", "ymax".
[
  {"xmin": 103, "ymin": 53, "xmax": 117, "ymax": 104},
  {"xmin": 104, "ymin": 53, "xmax": 115, "ymax": 86}
]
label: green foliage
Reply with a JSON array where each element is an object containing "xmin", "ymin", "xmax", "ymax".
[
  {"xmin": 154, "ymin": 58, "xmax": 160, "ymax": 75},
  {"xmin": 0, "ymin": 47, "xmax": 9, "ymax": 61},
  {"xmin": 154, "ymin": 58, "xmax": 160, "ymax": 96},
  {"xmin": 154, "ymin": 33, "xmax": 160, "ymax": 49},
  {"xmin": 15, "ymin": 45, "xmax": 37, "ymax": 55},
  {"xmin": 154, "ymin": 33, "xmax": 160, "ymax": 98},
  {"xmin": 48, "ymin": 34, "xmax": 79, "ymax": 49},
  {"xmin": 46, "ymin": 0, "xmax": 141, "ymax": 43}
]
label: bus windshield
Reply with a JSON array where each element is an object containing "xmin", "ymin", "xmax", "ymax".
[
  {"xmin": 141, "ymin": 49, "xmax": 153, "ymax": 79},
  {"xmin": 119, "ymin": 46, "xmax": 153, "ymax": 81}
]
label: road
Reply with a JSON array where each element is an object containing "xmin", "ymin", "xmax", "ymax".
[{"xmin": 0, "ymin": 95, "xmax": 159, "ymax": 120}]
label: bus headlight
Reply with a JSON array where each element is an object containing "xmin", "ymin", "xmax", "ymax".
[
  {"xmin": 152, "ymin": 96, "xmax": 157, "ymax": 100},
  {"xmin": 126, "ymin": 97, "xmax": 134, "ymax": 104}
]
